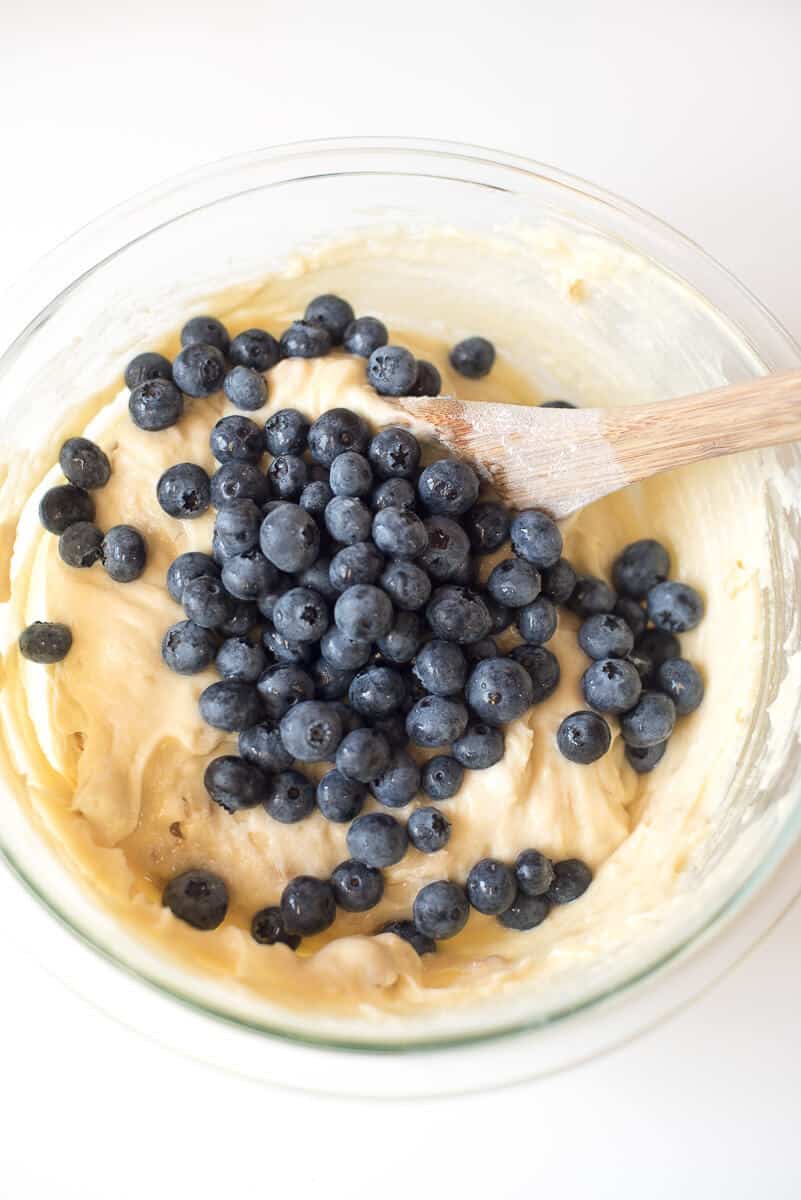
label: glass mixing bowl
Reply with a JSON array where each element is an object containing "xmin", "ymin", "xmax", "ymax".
[{"xmin": 1, "ymin": 138, "xmax": 801, "ymax": 1096}]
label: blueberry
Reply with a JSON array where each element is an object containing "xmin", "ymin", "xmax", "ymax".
[
  {"xmin": 163, "ymin": 869, "xmax": 228, "ymax": 930},
  {"xmin": 266, "ymin": 453, "xmax": 307, "ymax": 500},
  {"xmin": 540, "ymin": 557, "xmax": 577, "ymax": 604},
  {"xmin": 378, "ymin": 920, "xmax": 435, "ymax": 956},
  {"xmin": 582, "ymin": 656, "xmax": 642, "ymax": 714},
  {"xmin": 465, "ymin": 637, "xmax": 497, "ymax": 664},
  {"xmin": 406, "ymin": 695, "xmax": 469, "ymax": 748},
  {"xmin": 463, "ymin": 501, "xmax": 510, "ymax": 555},
  {"xmin": 349, "ymin": 665, "xmax": 406, "ymax": 718},
  {"xmin": 372, "ymin": 477, "xmax": 417, "ymax": 512},
  {"xmin": 250, "ymin": 906, "xmax": 300, "ymax": 950},
  {"xmin": 510, "ymin": 509, "xmax": 562, "ymax": 569},
  {"xmin": 410, "ymin": 360, "xmax": 442, "ymax": 397},
  {"xmin": 182, "ymin": 576, "xmax": 232, "ymax": 629},
  {"xmin": 452, "ymin": 722, "xmax": 504, "ymax": 769},
  {"xmin": 300, "ymin": 479, "xmax": 334, "ymax": 517},
  {"xmin": 369, "ymin": 750, "xmax": 421, "ymax": 808},
  {"xmin": 540, "ymin": 399, "xmax": 576, "ymax": 409},
  {"xmin": 449, "ymin": 336, "xmax": 495, "ymax": 379},
  {"xmin": 413, "ymin": 880, "xmax": 469, "ymax": 940},
  {"xmin": 335, "ymin": 584, "xmax": 393, "ymax": 640},
  {"xmin": 199, "ymin": 680, "xmax": 263, "ymax": 731},
  {"xmin": 421, "ymin": 755, "xmax": 464, "ymax": 801},
  {"xmin": 418, "ymin": 516, "xmax": 470, "ymax": 582},
  {"xmin": 647, "ymin": 580, "xmax": 704, "ymax": 634},
  {"xmin": 172, "ymin": 342, "xmax": 226, "ymax": 397},
  {"xmin": 329, "ymin": 541, "xmax": 385, "ymax": 592},
  {"xmin": 280, "ymin": 700, "xmax": 343, "ymax": 762},
  {"xmin": 516, "ymin": 597, "xmax": 557, "ymax": 645},
  {"xmin": 333, "ymin": 731, "xmax": 389, "ymax": 794},
  {"xmin": 330, "ymin": 859, "xmax": 384, "ymax": 912},
  {"xmin": 39, "ymin": 484, "xmax": 94, "ymax": 534},
  {"xmin": 156, "ymin": 463, "xmax": 210, "ymax": 519},
  {"xmin": 220, "ymin": 600, "xmax": 259, "ymax": 637},
  {"xmin": 220, "ymin": 365, "xmax": 266, "ymax": 412},
  {"xmin": 487, "ymin": 557, "xmax": 541, "ymax": 608},
  {"xmin": 324, "ymin": 496, "xmax": 372, "ymax": 544},
  {"xmin": 181, "ymin": 315, "xmax": 230, "ymax": 353},
  {"xmin": 256, "ymin": 662, "xmax": 314, "ymax": 718},
  {"xmin": 209, "ymin": 414, "xmax": 263, "ymax": 465},
  {"xmin": 634, "ymin": 628, "xmax": 681, "ymax": 672},
  {"xmin": 376, "ymin": 611, "xmax": 423, "ymax": 664},
  {"xmin": 578, "ymin": 613, "xmax": 635, "ymax": 660},
  {"xmin": 380, "ymin": 560, "xmax": 431, "ymax": 611},
  {"xmin": 613, "ymin": 538, "xmax": 670, "ymax": 599},
  {"xmin": 484, "ymin": 594, "xmax": 514, "ymax": 635},
  {"xmin": 58, "ymin": 437, "xmax": 111, "ymax": 491},
  {"xmin": 326, "ymin": 451, "xmax": 372, "ymax": 499},
  {"xmin": 515, "ymin": 849, "xmax": 555, "ymax": 897},
  {"xmin": 124, "ymin": 350, "xmax": 172, "ymax": 389},
  {"xmin": 556, "ymin": 711, "xmax": 611, "ymax": 764},
  {"xmin": 466, "ymin": 859, "xmax": 517, "ymax": 915},
  {"xmin": 498, "ymin": 891, "xmax": 550, "ymax": 931},
  {"xmin": 343, "ymin": 315, "xmax": 388, "ymax": 358},
  {"xmin": 304, "ymin": 293, "xmax": 354, "ymax": 343},
  {"xmin": 280, "ymin": 320, "xmax": 333, "ymax": 358},
  {"xmin": 58, "ymin": 521, "xmax": 103, "ymax": 568},
  {"xmin": 320, "ymin": 625, "xmax": 372, "ymax": 670},
  {"xmin": 128, "ymin": 378, "xmax": 184, "ymax": 431},
  {"xmin": 309, "ymin": 657, "xmax": 354, "ymax": 700},
  {"xmin": 625, "ymin": 741, "xmax": 668, "ymax": 773},
  {"xmin": 262, "ymin": 410, "xmax": 309, "ymax": 460},
  {"xmin": 265, "ymin": 769, "xmax": 316, "ymax": 823},
  {"xmin": 211, "ymin": 462, "xmax": 269, "ymax": 510},
  {"xmin": 367, "ymin": 345, "xmax": 418, "ymax": 396},
  {"xmin": 466, "ymin": 656, "xmax": 533, "ymax": 726},
  {"xmin": 368, "ymin": 427, "xmax": 421, "ymax": 480},
  {"xmin": 204, "ymin": 754, "xmax": 266, "ymax": 811},
  {"xmin": 161, "ymin": 620, "xmax": 216, "ymax": 674},
  {"xmin": 408, "ymin": 807, "xmax": 451, "ymax": 854},
  {"xmin": 296, "ymin": 557, "xmax": 339, "ymax": 602},
  {"xmin": 260, "ymin": 502, "xmax": 320, "ymax": 573},
  {"xmin": 426, "ymin": 586, "xmax": 491, "ymax": 644},
  {"xmin": 239, "ymin": 720, "xmax": 295, "ymax": 773},
  {"xmin": 547, "ymin": 859, "xmax": 593, "ymax": 904},
  {"xmin": 347, "ymin": 812, "xmax": 408, "ymax": 867},
  {"xmin": 369, "ymin": 508, "xmax": 425, "ymax": 560},
  {"xmin": 256, "ymin": 574, "xmax": 291, "ymax": 620},
  {"xmin": 101, "ymin": 525, "xmax": 147, "ymax": 582},
  {"xmin": 280, "ymin": 875, "xmax": 336, "ymax": 936},
  {"xmin": 449, "ymin": 555, "xmax": 476, "ymax": 587},
  {"xmin": 316, "ymin": 769, "xmax": 366, "ymax": 822},
  {"xmin": 656, "ymin": 658, "xmax": 704, "ymax": 715},
  {"xmin": 312, "ymin": 411, "xmax": 371, "ymax": 468},
  {"xmin": 262, "ymin": 627, "xmax": 314, "ymax": 666},
  {"xmin": 508, "ymin": 644, "xmax": 560, "ymax": 703},
  {"xmin": 417, "ymin": 459, "xmax": 479, "ymax": 516},
  {"xmin": 567, "ymin": 575, "xmax": 617, "ymax": 617},
  {"xmin": 214, "ymin": 499, "xmax": 261, "ymax": 558},
  {"xmin": 167, "ymin": 552, "xmax": 220, "ymax": 603},
  {"xmin": 216, "ymin": 636, "xmax": 266, "ymax": 682},
  {"xmin": 614, "ymin": 595, "xmax": 647, "ymax": 639},
  {"xmin": 272, "ymin": 587, "xmax": 328, "ymax": 643},
  {"xmin": 221, "ymin": 548, "xmax": 276, "ymax": 601},
  {"xmin": 18, "ymin": 621, "xmax": 72, "ymax": 663},
  {"xmin": 230, "ymin": 328, "xmax": 280, "ymax": 372},
  {"xmin": 620, "ymin": 690, "xmax": 676, "ymax": 748}
]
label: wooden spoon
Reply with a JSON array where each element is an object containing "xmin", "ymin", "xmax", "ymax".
[{"xmin": 397, "ymin": 370, "xmax": 801, "ymax": 519}]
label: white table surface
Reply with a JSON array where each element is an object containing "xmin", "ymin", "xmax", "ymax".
[{"xmin": 2, "ymin": 2, "xmax": 801, "ymax": 1194}]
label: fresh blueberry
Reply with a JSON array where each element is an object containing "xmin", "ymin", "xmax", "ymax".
[
  {"xmin": 330, "ymin": 859, "xmax": 384, "ymax": 912},
  {"xmin": 199, "ymin": 680, "xmax": 263, "ymax": 731},
  {"xmin": 417, "ymin": 459, "xmax": 479, "ymax": 516},
  {"xmin": 647, "ymin": 580, "xmax": 704, "ymax": 633},
  {"xmin": 280, "ymin": 875, "xmax": 336, "ymax": 936},
  {"xmin": 296, "ymin": 557, "xmax": 338, "ymax": 602},
  {"xmin": 58, "ymin": 521, "xmax": 103, "ymax": 568},
  {"xmin": 267, "ymin": 453, "xmax": 308, "ymax": 500},
  {"xmin": 167, "ymin": 552, "xmax": 220, "ymax": 603},
  {"xmin": 181, "ymin": 315, "xmax": 229, "ymax": 353},
  {"xmin": 541, "ymin": 399, "xmax": 576, "ymax": 409},
  {"xmin": 59, "ymin": 437, "xmax": 111, "ymax": 490},
  {"xmin": 329, "ymin": 541, "xmax": 385, "ymax": 592},
  {"xmin": 18, "ymin": 621, "xmax": 72, "ymax": 663},
  {"xmin": 161, "ymin": 620, "xmax": 217, "ymax": 674},
  {"xmin": 39, "ymin": 484, "xmax": 95, "ymax": 534},
  {"xmin": 369, "ymin": 749, "xmax": 421, "ymax": 808},
  {"xmin": 307, "ymin": 408, "xmax": 369, "ymax": 465},
  {"xmin": 510, "ymin": 509, "xmax": 562, "ymax": 568},
  {"xmin": 334, "ymin": 727, "xmax": 390, "ymax": 783},
  {"xmin": 260, "ymin": 502, "xmax": 320, "ymax": 573},
  {"xmin": 223, "ymin": 365, "xmax": 268, "ymax": 412},
  {"xmin": 452, "ymin": 722, "xmax": 504, "ymax": 769},
  {"xmin": 463, "ymin": 501, "xmax": 510, "ymax": 555},
  {"xmin": 376, "ymin": 611, "xmax": 423, "ymax": 664},
  {"xmin": 380, "ymin": 560, "xmax": 431, "ymax": 611},
  {"xmin": 487, "ymin": 557, "xmax": 541, "ymax": 608},
  {"xmin": 540, "ymin": 557, "xmax": 578, "ymax": 605},
  {"xmin": 239, "ymin": 719, "xmax": 294, "ymax": 773},
  {"xmin": 515, "ymin": 849, "xmax": 555, "ymax": 897},
  {"xmin": 182, "ymin": 576, "xmax": 232, "ymax": 629},
  {"xmin": 280, "ymin": 320, "xmax": 333, "ymax": 359},
  {"xmin": 656, "ymin": 658, "xmax": 704, "ymax": 715},
  {"xmin": 449, "ymin": 555, "xmax": 476, "ymax": 587},
  {"xmin": 263, "ymin": 408, "xmax": 309, "ymax": 458},
  {"xmin": 465, "ymin": 636, "xmax": 497, "ymax": 664},
  {"xmin": 324, "ymin": 495, "xmax": 372, "ymax": 544},
  {"xmin": 413, "ymin": 881, "xmax": 469, "ymax": 940},
  {"xmin": 221, "ymin": 548, "xmax": 276, "ymax": 601},
  {"xmin": 216, "ymin": 636, "xmax": 266, "ymax": 682},
  {"xmin": 214, "ymin": 498, "xmax": 262, "ymax": 558},
  {"xmin": 304, "ymin": 293, "xmax": 354, "ymax": 343},
  {"xmin": 425, "ymin": 586, "xmax": 491, "ymax": 644},
  {"xmin": 371, "ymin": 507, "xmax": 427, "ymax": 558},
  {"xmin": 372, "ymin": 477, "xmax": 417, "ymax": 512},
  {"xmin": 320, "ymin": 625, "xmax": 372, "ymax": 670},
  {"xmin": 210, "ymin": 462, "xmax": 269, "ymax": 509},
  {"xmin": 613, "ymin": 538, "xmax": 670, "ymax": 599},
  {"xmin": 256, "ymin": 574, "xmax": 292, "ymax": 620},
  {"xmin": 172, "ymin": 342, "xmax": 227, "ymax": 397},
  {"xmin": 250, "ymin": 906, "xmax": 300, "ymax": 950},
  {"xmin": 204, "ymin": 755, "xmax": 266, "ymax": 811},
  {"xmin": 410, "ymin": 360, "xmax": 442, "ymax": 397},
  {"xmin": 614, "ymin": 595, "xmax": 647, "ymax": 639},
  {"xmin": 280, "ymin": 700, "xmax": 343, "ymax": 762},
  {"xmin": 335, "ymin": 584, "xmax": 394, "ymax": 640},
  {"xmin": 272, "ymin": 586, "xmax": 328, "ymax": 643},
  {"xmin": 309, "ymin": 656, "xmax": 355, "ymax": 700},
  {"xmin": 408, "ymin": 807, "xmax": 451, "ymax": 854},
  {"xmin": 368, "ymin": 427, "xmax": 421, "ymax": 480},
  {"xmin": 124, "ymin": 350, "xmax": 172, "ymax": 389},
  {"xmin": 264, "ymin": 769, "xmax": 316, "ymax": 823},
  {"xmin": 230, "ymin": 327, "xmax": 280, "ymax": 372},
  {"xmin": 128, "ymin": 378, "xmax": 184, "ymax": 431},
  {"xmin": 343, "ymin": 315, "xmax": 388, "ymax": 358},
  {"xmin": 367, "ymin": 345, "xmax": 418, "ymax": 396},
  {"xmin": 508, "ymin": 644, "xmax": 560, "ymax": 703},
  {"xmin": 634, "ymin": 628, "xmax": 681, "ymax": 673},
  {"xmin": 156, "ymin": 463, "xmax": 211, "ymax": 519},
  {"xmin": 418, "ymin": 516, "xmax": 470, "ymax": 582},
  {"xmin": 378, "ymin": 920, "xmax": 435, "ymax": 956},
  {"xmin": 347, "ymin": 812, "xmax": 408, "ymax": 867},
  {"xmin": 349, "ymin": 665, "xmax": 406, "ymax": 718},
  {"xmin": 582, "ymin": 657, "xmax": 642, "ymax": 714},
  {"xmin": 101, "ymin": 525, "xmax": 147, "ymax": 582},
  {"xmin": 209, "ymin": 414, "xmax": 264, "ymax": 464},
  {"xmin": 163, "ymin": 869, "xmax": 228, "ymax": 930},
  {"xmin": 316, "ymin": 769, "xmax": 367, "ymax": 822},
  {"xmin": 547, "ymin": 859, "xmax": 593, "ymax": 904},
  {"xmin": 620, "ymin": 690, "xmax": 676, "ymax": 748},
  {"xmin": 578, "ymin": 613, "xmax": 635, "ymax": 660},
  {"xmin": 256, "ymin": 662, "xmax": 314, "ymax": 718},
  {"xmin": 516, "ymin": 597, "xmax": 557, "ymax": 645},
  {"xmin": 262, "ymin": 626, "xmax": 314, "ymax": 666},
  {"xmin": 625, "ymin": 741, "xmax": 668, "ymax": 773},
  {"xmin": 466, "ymin": 656, "xmax": 533, "ymax": 726},
  {"xmin": 220, "ymin": 600, "xmax": 259, "ymax": 637},
  {"xmin": 466, "ymin": 859, "xmax": 516, "ymax": 915},
  {"xmin": 406, "ymin": 695, "xmax": 469, "ymax": 748},
  {"xmin": 300, "ymin": 479, "xmax": 334, "ymax": 517},
  {"xmin": 567, "ymin": 575, "xmax": 617, "ymax": 617},
  {"xmin": 556, "ymin": 711, "xmax": 611, "ymax": 764},
  {"xmin": 328, "ymin": 450, "xmax": 373, "ymax": 498},
  {"xmin": 449, "ymin": 335, "xmax": 495, "ymax": 379},
  {"xmin": 421, "ymin": 755, "xmax": 464, "ymax": 800},
  {"xmin": 498, "ymin": 891, "xmax": 550, "ymax": 931},
  {"xmin": 484, "ymin": 594, "xmax": 514, "ymax": 635}
]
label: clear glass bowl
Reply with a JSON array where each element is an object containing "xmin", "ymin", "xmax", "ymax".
[{"xmin": 1, "ymin": 138, "xmax": 801, "ymax": 1096}]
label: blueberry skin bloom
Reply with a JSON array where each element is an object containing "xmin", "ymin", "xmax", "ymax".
[
  {"xmin": 161, "ymin": 620, "xmax": 217, "ymax": 675},
  {"xmin": 421, "ymin": 755, "xmax": 464, "ymax": 801},
  {"xmin": 656, "ymin": 658, "xmax": 704, "ymax": 715},
  {"xmin": 417, "ymin": 459, "xmax": 479, "ymax": 517},
  {"xmin": 612, "ymin": 538, "xmax": 670, "ymax": 599},
  {"xmin": 449, "ymin": 336, "xmax": 495, "ymax": 379},
  {"xmin": 203, "ymin": 755, "xmax": 266, "ymax": 812},
  {"xmin": 124, "ymin": 350, "xmax": 172, "ymax": 389},
  {"xmin": 330, "ymin": 859, "xmax": 384, "ymax": 912},
  {"xmin": 509, "ymin": 509, "xmax": 563, "ymax": 569},
  {"xmin": 466, "ymin": 858, "xmax": 517, "ymax": 915},
  {"xmin": 279, "ymin": 700, "xmax": 343, "ymax": 762},
  {"xmin": 172, "ymin": 342, "xmax": 227, "ymax": 397},
  {"xmin": 128, "ymin": 378, "xmax": 184, "ymax": 431},
  {"xmin": 335, "ymin": 585, "xmax": 394, "ymax": 641},
  {"xmin": 347, "ymin": 812, "xmax": 408, "ymax": 868},
  {"xmin": 466, "ymin": 657, "xmax": 534, "ymax": 726},
  {"xmin": 343, "ymin": 316, "xmax": 388, "ymax": 358},
  {"xmin": 304, "ymin": 293, "xmax": 355, "ymax": 343},
  {"xmin": 619, "ymin": 691, "xmax": 676, "ymax": 748},
  {"xmin": 413, "ymin": 881, "xmax": 470, "ymax": 940},
  {"xmin": 101, "ymin": 525, "xmax": 147, "ymax": 582},
  {"xmin": 199, "ymin": 680, "xmax": 264, "ymax": 731},
  {"xmin": 406, "ymin": 695, "xmax": 469, "ymax": 748},
  {"xmin": 156, "ymin": 463, "xmax": 211, "ymax": 519},
  {"xmin": 647, "ymin": 580, "xmax": 704, "ymax": 633},
  {"xmin": 367, "ymin": 345, "xmax": 418, "ymax": 396},
  {"xmin": 556, "ymin": 710, "xmax": 611, "ymax": 764},
  {"xmin": 259, "ymin": 502, "xmax": 320, "ymax": 573},
  {"xmin": 18, "ymin": 621, "xmax": 72, "ymax": 663}
]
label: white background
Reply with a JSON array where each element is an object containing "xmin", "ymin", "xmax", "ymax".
[{"xmin": 2, "ymin": 1, "xmax": 801, "ymax": 1195}]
